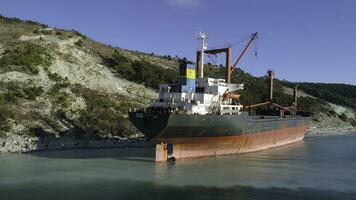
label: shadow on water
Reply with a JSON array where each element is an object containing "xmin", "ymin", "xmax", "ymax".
[
  {"xmin": 0, "ymin": 179, "xmax": 355, "ymax": 200},
  {"xmin": 26, "ymin": 124, "xmax": 157, "ymax": 162},
  {"xmin": 28, "ymin": 146, "xmax": 156, "ymax": 163}
]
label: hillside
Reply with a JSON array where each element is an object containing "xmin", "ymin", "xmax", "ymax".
[{"xmin": 0, "ymin": 15, "xmax": 355, "ymax": 153}]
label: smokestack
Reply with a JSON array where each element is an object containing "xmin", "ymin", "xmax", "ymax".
[
  {"xmin": 294, "ymin": 85, "xmax": 298, "ymax": 107},
  {"xmin": 196, "ymin": 52, "xmax": 200, "ymax": 79},
  {"xmin": 267, "ymin": 70, "xmax": 274, "ymax": 102}
]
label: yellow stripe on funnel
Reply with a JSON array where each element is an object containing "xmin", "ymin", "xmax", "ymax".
[{"xmin": 186, "ymin": 69, "xmax": 196, "ymax": 79}]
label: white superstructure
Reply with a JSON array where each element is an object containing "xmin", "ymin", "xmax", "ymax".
[
  {"xmin": 153, "ymin": 77, "xmax": 244, "ymax": 115},
  {"xmin": 151, "ymin": 32, "xmax": 244, "ymax": 115}
]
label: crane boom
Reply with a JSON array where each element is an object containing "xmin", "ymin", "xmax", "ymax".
[{"xmin": 231, "ymin": 32, "xmax": 258, "ymax": 72}]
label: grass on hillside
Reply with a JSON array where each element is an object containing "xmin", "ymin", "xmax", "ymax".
[
  {"xmin": 70, "ymin": 84, "xmax": 142, "ymax": 137},
  {"xmin": 297, "ymin": 83, "xmax": 356, "ymax": 109},
  {"xmin": 0, "ymin": 81, "xmax": 44, "ymax": 135},
  {"xmin": 103, "ymin": 50, "xmax": 179, "ymax": 88},
  {"xmin": 0, "ymin": 41, "xmax": 52, "ymax": 75}
]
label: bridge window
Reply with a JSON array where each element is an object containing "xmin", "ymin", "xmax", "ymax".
[{"xmin": 196, "ymin": 87, "xmax": 205, "ymax": 93}]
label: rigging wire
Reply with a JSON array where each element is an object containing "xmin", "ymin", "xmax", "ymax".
[
  {"xmin": 207, "ymin": 54, "xmax": 218, "ymax": 65},
  {"xmin": 204, "ymin": 32, "xmax": 259, "ymax": 78},
  {"xmin": 227, "ymin": 34, "xmax": 253, "ymax": 48}
]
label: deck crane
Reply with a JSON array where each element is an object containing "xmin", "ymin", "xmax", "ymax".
[
  {"xmin": 196, "ymin": 32, "xmax": 258, "ymax": 84},
  {"xmin": 231, "ymin": 32, "xmax": 258, "ymax": 73},
  {"xmin": 195, "ymin": 32, "xmax": 301, "ymax": 116}
]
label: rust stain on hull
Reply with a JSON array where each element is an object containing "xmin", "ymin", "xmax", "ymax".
[{"xmin": 156, "ymin": 126, "xmax": 307, "ymax": 161}]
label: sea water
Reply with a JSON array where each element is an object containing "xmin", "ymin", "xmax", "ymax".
[{"xmin": 1, "ymin": 134, "xmax": 356, "ymax": 200}]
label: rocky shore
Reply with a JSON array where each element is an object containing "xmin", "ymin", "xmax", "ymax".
[
  {"xmin": 306, "ymin": 128, "xmax": 356, "ymax": 137},
  {"xmin": 0, "ymin": 134, "xmax": 154, "ymax": 155},
  {"xmin": 307, "ymin": 123, "xmax": 356, "ymax": 136}
]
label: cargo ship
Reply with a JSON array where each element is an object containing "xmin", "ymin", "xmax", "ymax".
[{"xmin": 129, "ymin": 32, "xmax": 310, "ymax": 161}]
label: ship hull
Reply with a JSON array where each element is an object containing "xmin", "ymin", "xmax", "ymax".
[
  {"xmin": 168, "ymin": 125, "xmax": 306, "ymax": 160},
  {"xmin": 129, "ymin": 111, "xmax": 310, "ymax": 161}
]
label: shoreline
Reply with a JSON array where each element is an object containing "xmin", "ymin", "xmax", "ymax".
[
  {"xmin": 1, "ymin": 128, "xmax": 355, "ymax": 156},
  {"xmin": 0, "ymin": 135, "xmax": 155, "ymax": 156},
  {"xmin": 307, "ymin": 128, "xmax": 356, "ymax": 137}
]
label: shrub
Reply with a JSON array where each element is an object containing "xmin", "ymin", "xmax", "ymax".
[
  {"xmin": 105, "ymin": 51, "xmax": 178, "ymax": 88},
  {"xmin": 0, "ymin": 96, "xmax": 13, "ymax": 133},
  {"xmin": 32, "ymin": 29, "xmax": 52, "ymax": 35},
  {"xmin": 4, "ymin": 82, "xmax": 25, "ymax": 103},
  {"xmin": 75, "ymin": 39, "xmax": 83, "ymax": 47},
  {"xmin": 351, "ymin": 120, "xmax": 356, "ymax": 127},
  {"xmin": 73, "ymin": 89, "xmax": 139, "ymax": 136},
  {"xmin": 328, "ymin": 109, "xmax": 337, "ymax": 116},
  {"xmin": 0, "ymin": 15, "xmax": 48, "ymax": 27},
  {"xmin": 338, "ymin": 113, "xmax": 348, "ymax": 122},
  {"xmin": 56, "ymin": 92, "xmax": 70, "ymax": 108},
  {"xmin": 70, "ymin": 83, "xmax": 86, "ymax": 95},
  {"xmin": 23, "ymin": 86, "xmax": 44, "ymax": 100},
  {"xmin": 0, "ymin": 41, "xmax": 52, "ymax": 75},
  {"xmin": 296, "ymin": 83, "xmax": 356, "ymax": 110},
  {"xmin": 48, "ymin": 72, "xmax": 64, "ymax": 82},
  {"xmin": 72, "ymin": 30, "xmax": 87, "ymax": 39},
  {"xmin": 40, "ymin": 29, "xmax": 52, "ymax": 35},
  {"xmin": 4, "ymin": 93, "xmax": 19, "ymax": 104},
  {"xmin": 49, "ymin": 83, "xmax": 62, "ymax": 96},
  {"xmin": 1, "ymin": 82, "xmax": 44, "ymax": 102},
  {"xmin": 0, "ymin": 15, "xmax": 21, "ymax": 24}
]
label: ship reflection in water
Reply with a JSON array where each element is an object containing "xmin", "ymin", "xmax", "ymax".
[{"xmin": 1, "ymin": 134, "xmax": 356, "ymax": 200}]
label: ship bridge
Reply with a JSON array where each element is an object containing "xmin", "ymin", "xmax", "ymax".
[{"xmin": 153, "ymin": 63, "xmax": 243, "ymax": 115}]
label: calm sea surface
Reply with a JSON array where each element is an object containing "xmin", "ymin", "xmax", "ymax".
[{"xmin": 1, "ymin": 134, "xmax": 356, "ymax": 200}]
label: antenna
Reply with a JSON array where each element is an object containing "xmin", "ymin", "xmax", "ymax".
[{"xmin": 196, "ymin": 31, "xmax": 207, "ymax": 78}]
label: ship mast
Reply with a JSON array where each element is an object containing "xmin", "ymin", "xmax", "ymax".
[{"xmin": 197, "ymin": 31, "xmax": 207, "ymax": 78}]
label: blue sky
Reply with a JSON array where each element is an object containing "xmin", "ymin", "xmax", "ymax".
[{"xmin": 0, "ymin": 0, "xmax": 355, "ymax": 84}]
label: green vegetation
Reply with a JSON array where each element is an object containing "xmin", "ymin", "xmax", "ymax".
[
  {"xmin": 71, "ymin": 84, "xmax": 140, "ymax": 136},
  {"xmin": 284, "ymin": 82, "xmax": 356, "ymax": 109},
  {"xmin": 351, "ymin": 120, "xmax": 356, "ymax": 127},
  {"xmin": 48, "ymin": 72, "xmax": 65, "ymax": 82},
  {"xmin": 75, "ymin": 39, "xmax": 83, "ymax": 47},
  {"xmin": 338, "ymin": 113, "xmax": 348, "ymax": 122},
  {"xmin": 23, "ymin": 86, "xmax": 44, "ymax": 100},
  {"xmin": 33, "ymin": 29, "xmax": 52, "ymax": 35},
  {"xmin": 0, "ymin": 81, "xmax": 44, "ymax": 102},
  {"xmin": 0, "ymin": 98, "xmax": 13, "ymax": 134},
  {"xmin": 0, "ymin": 81, "xmax": 44, "ymax": 135},
  {"xmin": 105, "ymin": 51, "xmax": 178, "ymax": 88},
  {"xmin": 48, "ymin": 73, "xmax": 71, "ymax": 108},
  {"xmin": 0, "ymin": 15, "xmax": 48, "ymax": 28},
  {"xmin": 0, "ymin": 15, "xmax": 48, "ymax": 42},
  {"xmin": 0, "ymin": 41, "xmax": 52, "ymax": 75},
  {"xmin": 72, "ymin": 30, "xmax": 87, "ymax": 39}
]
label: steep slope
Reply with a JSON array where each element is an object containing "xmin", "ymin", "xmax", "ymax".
[{"xmin": 0, "ymin": 16, "xmax": 177, "ymax": 153}]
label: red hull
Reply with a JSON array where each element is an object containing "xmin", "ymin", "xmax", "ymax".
[{"xmin": 156, "ymin": 126, "xmax": 307, "ymax": 161}]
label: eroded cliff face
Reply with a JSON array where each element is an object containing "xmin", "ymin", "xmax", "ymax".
[{"xmin": 0, "ymin": 22, "xmax": 163, "ymax": 153}]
